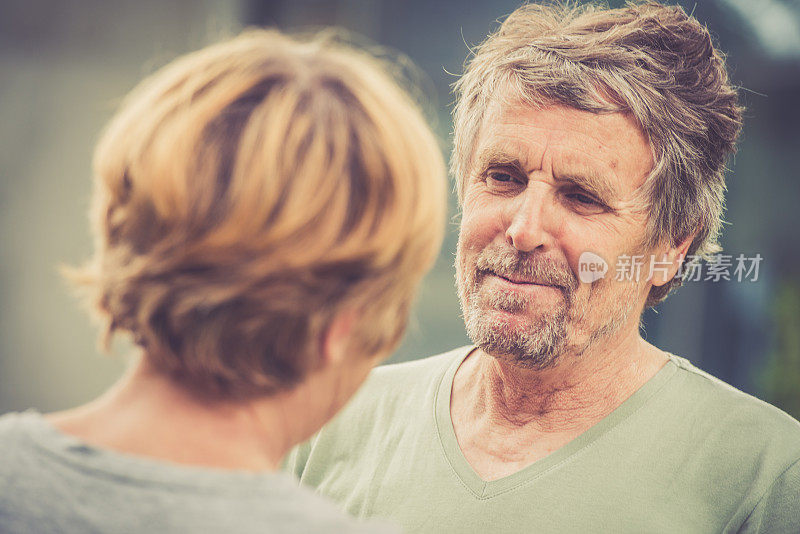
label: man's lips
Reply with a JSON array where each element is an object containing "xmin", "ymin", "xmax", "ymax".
[{"xmin": 484, "ymin": 270, "xmax": 560, "ymax": 288}]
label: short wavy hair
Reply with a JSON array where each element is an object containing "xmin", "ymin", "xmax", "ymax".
[
  {"xmin": 70, "ymin": 30, "xmax": 447, "ymax": 398},
  {"xmin": 453, "ymin": 1, "xmax": 743, "ymax": 306}
]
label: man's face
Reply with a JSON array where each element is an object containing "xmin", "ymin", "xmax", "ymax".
[{"xmin": 455, "ymin": 100, "xmax": 656, "ymax": 369}]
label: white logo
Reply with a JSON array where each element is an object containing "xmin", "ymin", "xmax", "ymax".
[{"xmin": 578, "ymin": 251, "xmax": 608, "ymax": 283}]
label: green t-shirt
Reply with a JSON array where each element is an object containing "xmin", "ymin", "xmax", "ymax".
[{"xmin": 286, "ymin": 346, "xmax": 800, "ymax": 533}]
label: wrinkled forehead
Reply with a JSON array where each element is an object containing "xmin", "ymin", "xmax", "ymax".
[
  {"xmin": 477, "ymin": 78, "xmax": 652, "ymax": 150},
  {"xmin": 472, "ymin": 95, "xmax": 655, "ymax": 198}
]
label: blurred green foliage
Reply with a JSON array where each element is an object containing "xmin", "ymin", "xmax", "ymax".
[{"xmin": 761, "ymin": 281, "xmax": 800, "ymax": 420}]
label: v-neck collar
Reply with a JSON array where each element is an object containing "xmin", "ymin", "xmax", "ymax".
[{"xmin": 433, "ymin": 346, "xmax": 679, "ymax": 499}]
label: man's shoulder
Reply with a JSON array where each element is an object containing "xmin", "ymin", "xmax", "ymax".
[
  {"xmin": 666, "ymin": 354, "xmax": 800, "ymax": 457},
  {"xmin": 338, "ymin": 345, "xmax": 471, "ymax": 417},
  {"xmin": 367, "ymin": 345, "xmax": 472, "ymax": 388},
  {"xmin": 670, "ymin": 355, "xmax": 800, "ymax": 428},
  {"xmin": 267, "ymin": 476, "xmax": 400, "ymax": 534},
  {"xmin": 284, "ymin": 347, "xmax": 472, "ymax": 478}
]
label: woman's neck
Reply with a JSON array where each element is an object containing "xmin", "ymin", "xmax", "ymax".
[{"xmin": 46, "ymin": 357, "xmax": 297, "ymax": 472}]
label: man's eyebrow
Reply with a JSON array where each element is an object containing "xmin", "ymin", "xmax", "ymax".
[
  {"xmin": 474, "ymin": 147, "xmax": 620, "ymax": 205},
  {"xmin": 554, "ymin": 171, "xmax": 618, "ymax": 205},
  {"xmin": 473, "ymin": 147, "xmax": 527, "ymax": 175}
]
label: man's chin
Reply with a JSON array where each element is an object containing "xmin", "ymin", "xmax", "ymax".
[
  {"xmin": 466, "ymin": 320, "xmax": 559, "ymax": 364},
  {"xmin": 476, "ymin": 340, "xmax": 563, "ymax": 371},
  {"xmin": 477, "ymin": 304, "xmax": 561, "ymax": 327}
]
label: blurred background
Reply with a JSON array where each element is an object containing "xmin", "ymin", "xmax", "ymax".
[{"xmin": 1, "ymin": 0, "xmax": 799, "ymax": 418}]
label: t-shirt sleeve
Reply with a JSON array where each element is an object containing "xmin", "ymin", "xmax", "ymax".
[
  {"xmin": 739, "ymin": 457, "xmax": 800, "ymax": 534},
  {"xmin": 281, "ymin": 438, "xmax": 314, "ymax": 480}
]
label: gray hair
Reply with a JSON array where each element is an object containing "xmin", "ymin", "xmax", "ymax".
[{"xmin": 452, "ymin": 1, "xmax": 743, "ymax": 306}]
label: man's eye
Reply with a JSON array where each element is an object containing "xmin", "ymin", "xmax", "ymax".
[
  {"xmin": 485, "ymin": 171, "xmax": 522, "ymax": 189},
  {"xmin": 487, "ymin": 171, "xmax": 513, "ymax": 183},
  {"xmin": 566, "ymin": 192, "xmax": 600, "ymax": 206}
]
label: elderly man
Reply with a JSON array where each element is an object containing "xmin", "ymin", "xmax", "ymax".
[{"xmin": 287, "ymin": 2, "xmax": 800, "ymax": 533}]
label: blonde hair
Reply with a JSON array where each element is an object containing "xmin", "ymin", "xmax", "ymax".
[
  {"xmin": 453, "ymin": 1, "xmax": 743, "ymax": 306},
  {"xmin": 71, "ymin": 29, "xmax": 447, "ymax": 398}
]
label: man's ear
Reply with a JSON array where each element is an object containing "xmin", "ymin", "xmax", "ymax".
[
  {"xmin": 320, "ymin": 309, "xmax": 360, "ymax": 368},
  {"xmin": 650, "ymin": 234, "xmax": 695, "ymax": 287}
]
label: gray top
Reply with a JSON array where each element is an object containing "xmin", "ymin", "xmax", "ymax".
[{"xmin": 0, "ymin": 410, "xmax": 396, "ymax": 534}]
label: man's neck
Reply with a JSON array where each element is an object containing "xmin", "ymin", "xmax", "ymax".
[
  {"xmin": 47, "ymin": 357, "xmax": 304, "ymax": 472},
  {"xmin": 450, "ymin": 329, "xmax": 669, "ymax": 480}
]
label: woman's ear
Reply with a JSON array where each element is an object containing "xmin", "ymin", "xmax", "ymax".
[{"xmin": 319, "ymin": 309, "xmax": 360, "ymax": 368}]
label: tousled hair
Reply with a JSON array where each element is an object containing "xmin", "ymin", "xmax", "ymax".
[
  {"xmin": 453, "ymin": 1, "xmax": 743, "ymax": 306},
  {"xmin": 69, "ymin": 30, "xmax": 447, "ymax": 399}
]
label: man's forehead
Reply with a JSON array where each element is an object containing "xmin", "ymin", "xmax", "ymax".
[
  {"xmin": 474, "ymin": 144, "xmax": 622, "ymax": 205},
  {"xmin": 473, "ymin": 100, "xmax": 654, "ymax": 195}
]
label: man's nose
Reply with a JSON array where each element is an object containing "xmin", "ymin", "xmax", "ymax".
[{"xmin": 505, "ymin": 188, "xmax": 552, "ymax": 252}]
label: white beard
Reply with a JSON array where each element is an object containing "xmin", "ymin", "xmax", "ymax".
[{"xmin": 456, "ymin": 241, "xmax": 639, "ymax": 369}]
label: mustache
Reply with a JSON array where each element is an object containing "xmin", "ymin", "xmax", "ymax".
[{"xmin": 473, "ymin": 247, "xmax": 578, "ymax": 292}]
